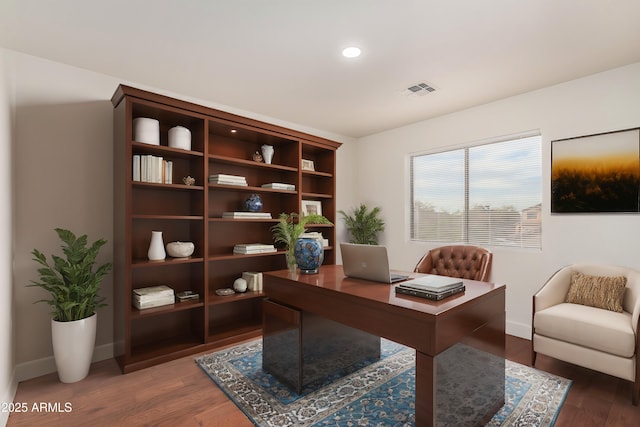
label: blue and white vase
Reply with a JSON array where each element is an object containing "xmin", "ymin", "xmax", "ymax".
[
  {"xmin": 294, "ymin": 237, "xmax": 324, "ymax": 274},
  {"xmin": 244, "ymin": 193, "xmax": 263, "ymax": 212}
]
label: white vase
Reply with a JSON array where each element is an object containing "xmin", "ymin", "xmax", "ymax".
[
  {"xmin": 147, "ymin": 231, "xmax": 166, "ymax": 260},
  {"xmin": 168, "ymin": 126, "xmax": 191, "ymax": 150},
  {"xmin": 261, "ymin": 144, "xmax": 274, "ymax": 164},
  {"xmin": 51, "ymin": 313, "xmax": 97, "ymax": 383}
]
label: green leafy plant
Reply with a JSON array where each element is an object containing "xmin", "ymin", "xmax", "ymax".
[
  {"xmin": 271, "ymin": 213, "xmax": 332, "ymax": 270},
  {"xmin": 339, "ymin": 204, "xmax": 385, "ymax": 245},
  {"xmin": 30, "ymin": 228, "xmax": 113, "ymax": 322}
]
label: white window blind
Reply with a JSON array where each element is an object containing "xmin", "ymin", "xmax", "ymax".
[{"xmin": 410, "ymin": 134, "xmax": 542, "ymax": 249}]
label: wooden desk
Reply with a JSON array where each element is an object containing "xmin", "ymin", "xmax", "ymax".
[{"xmin": 263, "ymin": 265, "xmax": 506, "ymax": 427}]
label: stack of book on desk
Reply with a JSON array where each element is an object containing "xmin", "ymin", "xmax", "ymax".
[
  {"xmin": 233, "ymin": 243, "xmax": 277, "ymax": 254},
  {"xmin": 209, "ymin": 174, "xmax": 247, "ymax": 186},
  {"xmin": 133, "ymin": 285, "xmax": 175, "ymax": 309},
  {"xmin": 395, "ymin": 275, "xmax": 465, "ymax": 301}
]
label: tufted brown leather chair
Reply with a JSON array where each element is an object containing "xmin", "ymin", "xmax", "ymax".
[{"xmin": 414, "ymin": 245, "xmax": 492, "ymax": 282}]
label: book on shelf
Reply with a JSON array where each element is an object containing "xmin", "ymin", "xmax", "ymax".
[
  {"xmin": 222, "ymin": 212, "xmax": 272, "ymax": 219},
  {"xmin": 208, "ymin": 174, "xmax": 247, "ymax": 186},
  {"xmin": 233, "ymin": 243, "xmax": 277, "ymax": 254},
  {"xmin": 395, "ymin": 284, "xmax": 465, "ymax": 301},
  {"xmin": 261, "ymin": 182, "xmax": 295, "ymax": 191},
  {"xmin": 242, "ymin": 271, "xmax": 263, "ymax": 292},
  {"xmin": 133, "ymin": 154, "xmax": 173, "ymax": 184},
  {"xmin": 132, "ymin": 285, "xmax": 175, "ymax": 309}
]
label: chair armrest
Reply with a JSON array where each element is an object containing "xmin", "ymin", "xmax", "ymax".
[
  {"xmin": 533, "ymin": 267, "xmax": 573, "ymax": 312},
  {"xmin": 626, "ymin": 270, "xmax": 640, "ymax": 335}
]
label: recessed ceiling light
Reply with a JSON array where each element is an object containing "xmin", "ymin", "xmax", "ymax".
[
  {"xmin": 342, "ymin": 46, "xmax": 361, "ymax": 58},
  {"xmin": 230, "ymin": 129, "xmax": 237, "ymax": 133}
]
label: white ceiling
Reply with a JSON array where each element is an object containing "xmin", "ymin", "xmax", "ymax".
[{"xmin": 1, "ymin": 0, "xmax": 640, "ymax": 139}]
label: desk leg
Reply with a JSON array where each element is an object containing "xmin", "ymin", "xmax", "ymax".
[{"xmin": 415, "ymin": 351, "xmax": 436, "ymax": 427}]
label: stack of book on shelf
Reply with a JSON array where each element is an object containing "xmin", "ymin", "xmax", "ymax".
[
  {"xmin": 261, "ymin": 182, "xmax": 295, "ymax": 191},
  {"xmin": 222, "ymin": 212, "xmax": 272, "ymax": 219},
  {"xmin": 233, "ymin": 243, "xmax": 277, "ymax": 255},
  {"xmin": 209, "ymin": 174, "xmax": 247, "ymax": 186},
  {"xmin": 133, "ymin": 154, "xmax": 173, "ymax": 184},
  {"xmin": 242, "ymin": 272, "xmax": 263, "ymax": 292},
  {"xmin": 300, "ymin": 232, "xmax": 329, "ymax": 248},
  {"xmin": 395, "ymin": 275, "xmax": 465, "ymax": 301},
  {"xmin": 133, "ymin": 285, "xmax": 175, "ymax": 309}
]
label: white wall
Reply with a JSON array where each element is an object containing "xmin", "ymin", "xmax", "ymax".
[
  {"xmin": 0, "ymin": 48, "xmax": 16, "ymax": 427},
  {"xmin": 7, "ymin": 49, "xmax": 355, "ymax": 382},
  {"xmin": 356, "ymin": 62, "xmax": 640, "ymax": 338}
]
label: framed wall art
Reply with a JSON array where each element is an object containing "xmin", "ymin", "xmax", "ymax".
[{"xmin": 551, "ymin": 128, "xmax": 640, "ymax": 213}]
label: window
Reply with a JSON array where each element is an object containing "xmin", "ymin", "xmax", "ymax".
[{"xmin": 410, "ymin": 133, "xmax": 542, "ymax": 249}]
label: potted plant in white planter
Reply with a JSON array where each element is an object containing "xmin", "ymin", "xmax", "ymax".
[{"xmin": 29, "ymin": 228, "xmax": 112, "ymax": 383}]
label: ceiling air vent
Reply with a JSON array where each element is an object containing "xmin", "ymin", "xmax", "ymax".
[{"xmin": 404, "ymin": 82, "xmax": 437, "ymax": 96}]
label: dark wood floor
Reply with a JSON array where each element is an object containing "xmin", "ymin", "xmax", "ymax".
[{"xmin": 7, "ymin": 335, "xmax": 640, "ymax": 426}]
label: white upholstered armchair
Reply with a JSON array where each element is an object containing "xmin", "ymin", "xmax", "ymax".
[{"xmin": 532, "ymin": 264, "xmax": 640, "ymax": 405}]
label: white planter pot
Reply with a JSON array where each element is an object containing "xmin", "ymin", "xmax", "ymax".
[{"xmin": 51, "ymin": 313, "xmax": 97, "ymax": 383}]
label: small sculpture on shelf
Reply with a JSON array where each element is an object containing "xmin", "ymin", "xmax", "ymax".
[
  {"xmin": 233, "ymin": 278, "xmax": 248, "ymax": 293},
  {"xmin": 252, "ymin": 151, "xmax": 263, "ymax": 162},
  {"xmin": 244, "ymin": 193, "xmax": 263, "ymax": 212},
  {"xmin": 182, "ymin": 176, "xmax": 196, "ymax": 186},
  {"xmin": 166, "ymin": 241, "xmax": 195, "ymax": 258}
]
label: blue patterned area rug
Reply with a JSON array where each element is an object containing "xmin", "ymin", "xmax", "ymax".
[{"xmin": 196, "ymin": 339, "xmax": 571, "ymax": 427}]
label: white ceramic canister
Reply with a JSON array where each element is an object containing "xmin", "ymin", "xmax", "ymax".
[
  {"xmin": 133, "ymin": 117, "xmax": 160, "ymax": 145},
  {"xmin": 168, "ymin": 126, "xmax": 191, "ymax": 150}
]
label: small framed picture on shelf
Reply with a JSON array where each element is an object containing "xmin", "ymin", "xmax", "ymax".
[
  {"xmin": 302, "ymin": 200, "xmax": 322, "ymax": 216},
  {"xmin": 301, "ymin": 159, "xmax": 315, "ymax": 171}
]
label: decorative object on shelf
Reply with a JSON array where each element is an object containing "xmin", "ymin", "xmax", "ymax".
[
  {"xmin": 252, "ymin": 151, "xmax": 263, "ymax": 162},
  {"xmin": 294, "ymin": 236, "xmax": 324, "ymax": 274},
  {"xmin": 176, "ymin": 290, "xmax": 199, "ymax": 302},
  {"xmin": 261, "ymin": 144, "xmax": 274, "ymax": 164},
  {"xmin": 339, "ymin": 203, "xmax": 385, "ymax": 245},
  {"xmin": 244, "ymin": 193, "xmax": 263, "ymax": 212},
  {"xmin": 271, "ymin": 212, "xmax": 333, "ymax": 274},
  {"xmin": 133, "ymin": 117, "xmax": 160, "ymax": 145},
  {"xmin": 29, "ymin": 228, "xmax": 112, "ymax": 383},
  {"xmin": 168, "ymin": 125, "xmax": 191, "ymax": 150},
  {"xmin": 147, "ymin": 230, "xmax": 166, "ymax": 261},
  {"xmin": 182, "ymin": 176, "xmax": 195, "ymax": 186},
  {"xmin": 233, "ymin": 278, "xmax": 248, "ymax": 293},
  {"xmin": 302, "ymin": 200, "xmax": 323, "ymax": 216},
  {"xmin": 242, "ymin": 271, "xmax": 263, "ymax": 291},
  {"xmin": 133, "ymin": 285, "xmax": 175, "ymax": 309},
  {"xmin": 166, "ymin": 241, "xmax": 194, "ymax": 258},
  {"xmin": 215, "ymin": 288, "xmax": 235, "ymax": 296},
  {"xmin": 301, "ymin": 159, "xmax": 315, "ymax": 171}
]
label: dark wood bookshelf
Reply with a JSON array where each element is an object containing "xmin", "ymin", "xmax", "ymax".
[{"xmin": 112, "ymin": 84, "xmax": 341, "ymax": 373}]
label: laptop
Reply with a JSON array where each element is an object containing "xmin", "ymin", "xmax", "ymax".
[{"xmin": 340, "ymin": 243, "xmax": 410, "ymax": 284}]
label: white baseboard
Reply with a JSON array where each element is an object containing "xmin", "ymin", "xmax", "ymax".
[
  {"xmin": 0, "ymin": 368, "xmax": 17, "ymax": 427},
  {"xmin": 14, "ymin": 342, "xmax": 113, "ymax": 383},
  {"xmin": 506, "ymin": 320, "xmax": 532, "ymax": 340}
]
